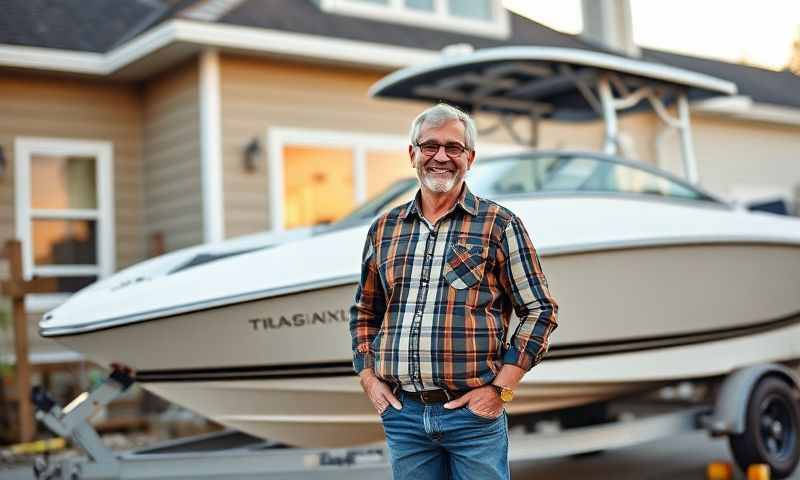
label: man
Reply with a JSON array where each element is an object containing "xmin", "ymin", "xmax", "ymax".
[{"xmin": 350, "ymin": 103, "xmax": 559, "ymax": 480}]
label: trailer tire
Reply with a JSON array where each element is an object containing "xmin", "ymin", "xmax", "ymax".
[{"xmin": 728, "ymin": 376, "xmax": 800, "ymax": 479}]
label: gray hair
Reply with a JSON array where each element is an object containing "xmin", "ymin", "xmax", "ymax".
[{"xmin": 409, "ymin": 103, "xmax": 477, "ymax": 151}]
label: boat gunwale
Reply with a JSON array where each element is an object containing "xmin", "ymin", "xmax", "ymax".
[{"xmin": 41, "ymin": 238, "xmax": 800, "ymax": 337}]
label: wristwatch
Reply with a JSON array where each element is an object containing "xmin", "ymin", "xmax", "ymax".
[{"xmin": 492, "ymin": 384, "xmax": 514, "ymax": 403}]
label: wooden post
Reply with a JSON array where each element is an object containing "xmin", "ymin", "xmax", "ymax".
[
  {"xmin": 149, "ymin": 232, "xmax": 166, "ymax": 258},
  {"xmin": 5, "ymin": 239, "xmax": 35, "ymax": 442}
]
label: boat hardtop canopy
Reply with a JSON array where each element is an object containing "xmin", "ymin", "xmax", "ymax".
[
  {"xmin": 369, "ymin": 46, "xmax": 737, "ymax": 121},
  {"xmin": 370, "ymin": 46, "xmax": 739, "ymax": 185}
]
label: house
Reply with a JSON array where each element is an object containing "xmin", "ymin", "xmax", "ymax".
[
  {"xmin": 790, "ymin": 27, "xmax": 800, "ymax": 75},
  {"xmin": 1, "ymin": 0, "xmax": 799, "ymax": 365}
]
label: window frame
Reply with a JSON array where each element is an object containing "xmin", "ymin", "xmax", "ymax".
[
  {"xmin": 14, "ymin": 137, "xmax": 115, "ymax": 306},
  {"xmin": 266, "ymin": 127, "xmax": 522, "ymax": 232},
  {"xmin": 316, "ymin": 0, "xmax": 510, "ymax": 39}
]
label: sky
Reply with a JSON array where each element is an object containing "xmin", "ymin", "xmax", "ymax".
[{"xmin": 503, "ymin": 0, "xmax": 800, "ymax": 71}]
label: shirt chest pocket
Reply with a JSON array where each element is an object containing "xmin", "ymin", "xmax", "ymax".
[{"xmin": 443, "ymin": 240, "xmax": 488, "ymax": 290}]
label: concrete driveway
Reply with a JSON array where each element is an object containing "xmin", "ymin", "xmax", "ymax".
[
  {"xmin": 512, "ymin": 430, "xmax": 799, "ymax": 480},
  {"xmin": 2, "ymin": 430, "xmax": 798, "ymax": 479}
]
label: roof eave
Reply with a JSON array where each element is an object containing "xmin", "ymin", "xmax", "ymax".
[
  {"xmin": 2, "ymin": 18, "xmax": 799, "ymax": 125},
  {"xmin": 694, "ymin": 96, "xmax": 800, "ymax": 126},
  {"xmin": 0, "ymin": 19, "xmax": 440, "ymax": 79}
]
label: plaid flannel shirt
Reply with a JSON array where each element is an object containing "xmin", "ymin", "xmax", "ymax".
[{"xmin": 349, "ymin": 185, "xmax": 558, "ymax": 391}]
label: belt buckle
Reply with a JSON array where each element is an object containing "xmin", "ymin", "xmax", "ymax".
[{"xmin": 419, "ymin": 389, "xmax": 451, "ymax": 404}]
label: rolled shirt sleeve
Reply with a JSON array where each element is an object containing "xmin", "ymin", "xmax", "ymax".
[
  {"xmin": 349, "ymin": 223, "xmax": 387, "ymax": 374},
  {"xmin": 498, "ymin": 215, "xmax": 559, "ymax": 371}
]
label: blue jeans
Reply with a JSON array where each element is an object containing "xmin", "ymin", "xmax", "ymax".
[{"xmin": 380, "ymin": 390, "xmax": 509, "ymax": 480}]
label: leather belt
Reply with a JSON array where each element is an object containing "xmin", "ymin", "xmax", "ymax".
[{"xmin": 402, "ymin": 388, "xmax": 465, "ymax": 404}]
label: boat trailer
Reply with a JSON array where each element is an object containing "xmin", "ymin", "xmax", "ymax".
[{"xmin": 28, "ymin": 363, "xmax": 800, "ymax": 479}]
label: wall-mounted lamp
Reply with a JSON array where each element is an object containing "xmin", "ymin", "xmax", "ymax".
[
  {"xmin": 243, "ymin": 138, "xmax": 261, "ymax": 173},
  {"xmin": 0, "ymin": 145, "xmax": 6, "ymax": 177}
]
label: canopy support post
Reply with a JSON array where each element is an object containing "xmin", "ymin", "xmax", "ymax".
[
  {"xmin": 596, "ymin": 74, "xmax": 700, "ymax": 184},
  {"xmin": 597, "ymin": 75, "xmax": 619, "ymax": 155},
  {"xmin": 676, "ymin": 92, "xmax": 699, "ymax": 184},
  {"xmin": 528, "ymin": 109, "xmax": 540, "ymax": 148}
]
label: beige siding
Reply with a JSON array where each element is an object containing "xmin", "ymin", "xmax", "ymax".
[
  {"xmin": 658, "ymin": 114, "xmax": 800, "ymax": 206},
  {"xmin": 142, "ymin": 59, "xmax": 203, "ymax": 251},
  {"xmin": 0, "ymin": 70, "xmax": 145, "ymax": 270},
  {"xmin": 220, "ymin": 55, "xmax": 429, "ymax": 237},
  {"xmin": 539, "ymin": 112, "xmax": 658, "ymax": 165}
]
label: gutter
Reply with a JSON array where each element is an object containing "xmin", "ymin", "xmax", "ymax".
[{"xmin": 694, "ymin": 96, "xmax": 800, "ymax": 126}]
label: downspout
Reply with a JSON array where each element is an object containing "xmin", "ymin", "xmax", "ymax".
[{"xmin": 199, "ymin": 48, "xmax": 225, "ymax": 243}]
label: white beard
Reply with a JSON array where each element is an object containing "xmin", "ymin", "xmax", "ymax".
[
  {"xmin": 420, "ymin": 171, "xmax": 458, "ymax": 193},
  {"xmin": 414, "ymin": 155, "xmax": 462, "ymax": 193}
]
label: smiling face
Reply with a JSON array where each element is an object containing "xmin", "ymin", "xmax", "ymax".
[{"xmin": 409, "ymin": 119, "xmax": 476, "ymax": 195}]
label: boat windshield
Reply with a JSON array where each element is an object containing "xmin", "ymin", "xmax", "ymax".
[
  {"xmin": 335, "ymin": 177, "xmax": 419, "ymax": 227},
  {"xmin": 336, "ymin": 151, "xmax": 720, "ymax": 225}
]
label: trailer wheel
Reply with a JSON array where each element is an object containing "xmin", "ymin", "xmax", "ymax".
[{"xmin": 728, "ymin": 376, "xmax": 800, "ymax": 479}]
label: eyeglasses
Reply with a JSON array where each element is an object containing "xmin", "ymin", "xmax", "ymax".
[{"xmin": 415, "ymin": 142, "xmax": 469, "ymax": 159}]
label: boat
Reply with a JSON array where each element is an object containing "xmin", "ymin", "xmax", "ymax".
[{"xmin": 39, "ymin": 47, "xmax": 800, "ymax": 448}]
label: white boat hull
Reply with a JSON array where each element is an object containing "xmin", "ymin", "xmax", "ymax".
[
  {"xmin": 139, "ymin": 318, "xmax": 800, "ymax": 447},
  {"xmin": 51, "ymin": 241, "xmax": 800, "ymax": 369},
  {"xmin": 143, "ymin": 377, "xmax": 652, "ymax": 447},
  {"xmin": 49, "ymin": 240, "xmax": 800, "ymax": 446}
]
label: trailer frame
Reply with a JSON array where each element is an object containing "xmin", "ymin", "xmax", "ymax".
[{"xmin": 30, "ymin": 363, "xmax": 800, "ymax": 479}]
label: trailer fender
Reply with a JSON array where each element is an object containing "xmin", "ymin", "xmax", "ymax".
[{"xmin": 705, "ymin": 363, "xmax": 800, "ymax": 436}]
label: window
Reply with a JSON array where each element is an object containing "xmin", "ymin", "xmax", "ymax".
[
  {"xmin": 405, "ymin": 0, "xmax": 433, "ymax": 12},
  {"xmin": 268, "ymin": 128, "xmax": 522, "ymax": 231},
  {"xmin": 14, "ymin": 138, "xmax": 114, "ymax": 297},
  {"xmin": 283, "ymin": 146, "xmax": 358, "ymax": 229},
  {"xmin": 317, "ymin": 0, "xmax": 509, "ymax": 38},
  {"xmin": 269, "ymin": 129, "xmax": 410, "ymax": 231},
  {"xmin": 448, "ymin": 0, "xmax": 493, "ymax": 20},
  {"xmin": 365, "ymin": 149, "xmax": 415, "ymax": 198}
]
